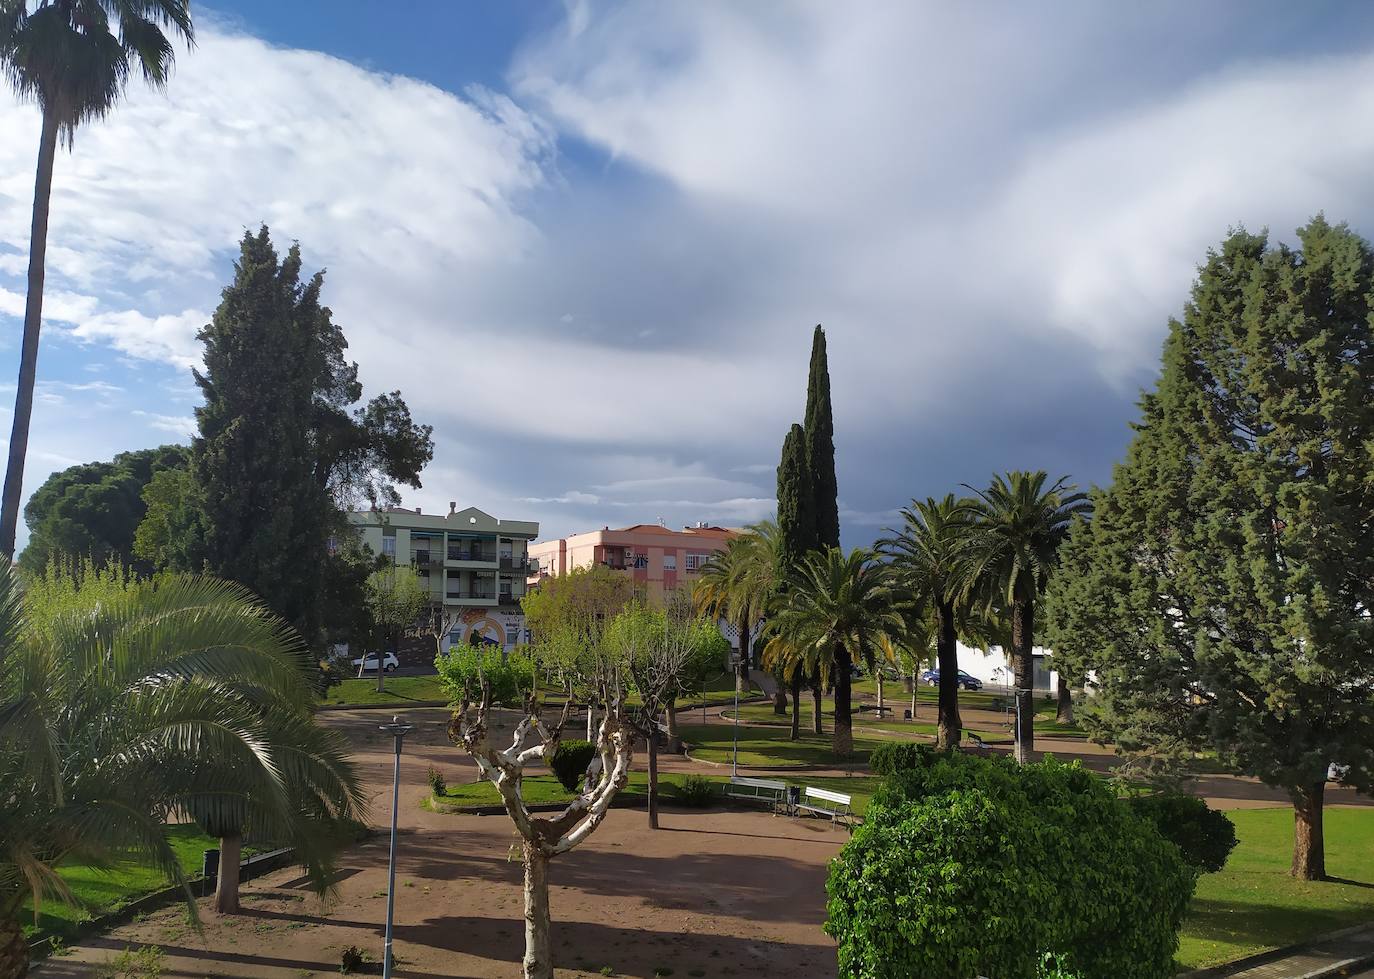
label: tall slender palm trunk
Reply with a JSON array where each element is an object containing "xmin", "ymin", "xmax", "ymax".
[
  {"xmin": 790, "ymin": 672, "xmax": 802, "ymax": 740},
  {"xmin": 935, "ymin": 601, "xmax": 962, "ymax": 749},
  {"xmin": 810, "ymin": 669, "xmax": 823, "ymax": 735},
  {"xmin": 1012, "ymin": 600, "xmax": 1035, "ymax": 764},
  {"xmin": 0, "ymin": 109, "xmax": 60, "ymax": 559},
  {"xmin": 832, "ymin": 646, "xmax": 853, "ymax": 757},
  {"xmin": 736, "ymin": 611, "xmax": 751, "ymax": 694},
  {"xmin": 1292, "ymin": 781, "xmax": 1327, "ymax": 880}
]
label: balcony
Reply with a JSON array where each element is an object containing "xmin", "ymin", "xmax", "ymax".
[
  {"xmin": 499, "ymin": 555, "xmax": 531, "ymax": 573},
  {"xmin": 447, "ymin": 547, "xmax": 497, "ymax": 563},
  {"xmin": 445, "ymin": 590, "xmax": 496, "ymax": 602}
]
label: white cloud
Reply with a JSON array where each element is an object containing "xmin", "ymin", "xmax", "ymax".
[{"xmin": 132, "ymin": 410, "xmax": 197, "ymax": 438}]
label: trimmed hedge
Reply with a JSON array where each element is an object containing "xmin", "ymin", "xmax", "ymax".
[
  {"xmin": 550, "ymin": 739, "xmax": 597, "ymax": 792},
  {"xmin": 826, "ymin": 752, "xmax": 1195, "ymax": 979},
  {"xmin": 868, "ymin": 741, "xmax": 940, "ymax": 777},
  {"xmin": 1128, "ymin": 792, "xmax": 1237, "ymax": 873}
]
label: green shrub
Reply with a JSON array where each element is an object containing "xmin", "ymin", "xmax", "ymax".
[
  {"xmin": 869, "ymin": 741, "xmax": 941, "ymax": 776},
  {"xmin": 826, "ymin": 753, "xmax": 1195, "ymax": 979},
  {"xmin": 339, "ymin": 946, "xmax": 366, "ymax": 974},
  {"xmin": 426, "ymin": 764, "xmax": 446, "ymax": 796},
  {"xmin": 551, "ymin": 739, "xmax": 597, "ymax": 792},
  {"xmin": 1127, "ymin": 792, "xmax": 1237, "ymax": 873},
  {"xmin": 676, "ymin": 774, "xmax": 716, "ymax": 808}
]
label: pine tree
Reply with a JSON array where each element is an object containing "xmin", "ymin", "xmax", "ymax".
[
  {"xmin": 1045, "ymin": 217, "xmax": 1374, "ymax": 880},
  {"xmin": 151, "ymin": 227, "xmax": 433, "ymax": 652},
  {"xmin": 195, "ymin": 228, "xmax": 328, "ymax": 642}
]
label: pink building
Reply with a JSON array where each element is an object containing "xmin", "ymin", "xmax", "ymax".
[{"xmin": 528, "ymin": 523, "xmax": 737, "ymax": 599}]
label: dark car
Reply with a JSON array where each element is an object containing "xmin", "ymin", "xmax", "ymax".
[{"xmin": 923, "ymin": 669, "xmax": 983, "ymax": 691}]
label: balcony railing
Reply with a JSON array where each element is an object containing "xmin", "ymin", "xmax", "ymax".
[
  {"xmin": 499, "ymin": 556, "xmax": 531, "ymax": 572},
  {"xmin": 446, "ymin": 591, "xmax": 495, "ymax": 601},
  {"xmin": 447, "ymin": 548, "xmax": 497, "ymax": 562}
]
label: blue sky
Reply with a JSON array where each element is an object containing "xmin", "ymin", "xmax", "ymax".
[{"xmin": 5, "ymin": 1, "xmax": 1374, "ymax": 552}]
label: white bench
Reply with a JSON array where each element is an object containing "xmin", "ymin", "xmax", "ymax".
[
  {"xmin": 796, "ymin": 786, "xmax": 854, "ymax": 824},
  {"xmin": 724, "ymin": 776, "xmax": 788, "ymax": 811}
]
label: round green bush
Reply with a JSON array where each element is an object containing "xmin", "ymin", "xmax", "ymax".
[
  {"xmin": 675, "ymin": 774, "xmax": 717, "ymax": 808},
  {"xmin": 550, "ymin": 739, "xmax": 597, "ymax": 792},
  {"xmin": 1128, "ymin": 792, "xmax": 1237, "ymax": 873},
  {"xmin": 868, "ymin": 741, "xmax": 941, "ymax": 776},
  {"xmin": 826, "ymin": 753, "xmax": 1196, "ymax": 979}
]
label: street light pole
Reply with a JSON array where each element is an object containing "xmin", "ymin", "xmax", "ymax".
[
  {"xmin": 379, "ymin": 715, "xmax": 414, "ymax": 979},
  {"xmin": 730, "ymin": 651, "xmax": 741, "ymax": 778}
]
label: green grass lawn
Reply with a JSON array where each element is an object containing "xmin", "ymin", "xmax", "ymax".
[
  {"xmin": 21, "ymin": 825, "xmax": 220, "ymax": 940},
  {"xmin": 433, "ymin": 770, "xmax": 883, "ymax": 815},
  {"xmin": 723, "ymin": 702, "xmax": 1002, "ymax": 743},
  {"xmin": 1176, "ymin": 807, "xmax": 1374, "ymax": 969},
  {"xmin": 678, "ymin": 722, "xmax": 886, "ymax": 768},
  {"xmin": 320, "ymin": 674, "xmax": 449, "ymax": 706}
]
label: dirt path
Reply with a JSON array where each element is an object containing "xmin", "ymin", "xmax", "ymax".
[{"xmin": 36, "ymin": 709, "xmax": 847, "ymax": 979}]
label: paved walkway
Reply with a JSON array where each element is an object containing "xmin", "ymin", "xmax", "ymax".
[{"xmin": 1192, "ymin": 923, "xmax": 1374, "ymax": 978}]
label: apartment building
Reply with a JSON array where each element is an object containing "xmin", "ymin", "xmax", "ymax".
[
  {"xmin": 528, "ymin": 523, "xmax": 737, "ymax": 600},
  {"xmin": 347, "ymin": 503, "xmax": 540, "ymax": 650}
]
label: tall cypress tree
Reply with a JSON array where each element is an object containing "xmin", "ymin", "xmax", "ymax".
[
  {"xmin": 195, "ymin": 228, "xmax": 328, "ymax": 643},
  {"xmin": 1045, "ymin": 217, "xmax": 1374, "ymax": 880},
  {"xmin": 804, "ymin": 324, "xmax": 840, "ymax": 549},
  {"xmin": 803, "ymin": 324, "xmax": 853, "ymax": 751},
  {"xmin": 776, "ymin": 423, "xmax": 816, "ymax": 739}
]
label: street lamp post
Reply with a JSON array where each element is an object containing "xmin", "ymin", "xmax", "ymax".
[
  {"xmin": 730, "ymin": 650, "xmax": 741, "ymax": 778},
  {"xmin": 379, "ymin": 715, "xmax": 414, "ymax": 979}
]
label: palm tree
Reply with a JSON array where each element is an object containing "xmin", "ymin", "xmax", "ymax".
[
  {"xmin": 696, "ymin": 520, "xmax": 784, "ymax": 702},
  {"xmin": 0, "ymin": 563, "xmax": 364, "ymax": 977},
  {"xmin": 880, "ymin": 495, "xmax": 979, "ymax": 749},
  {"xmin": 0, "ymin": 0, "xmax": 194, "ymax": 557},
  {"xmin": 763, "ymin": 548, "xmax": 904, "ymax": 757},
  {"xmin": 963, "ymin": 472, "xmax": 1091, "ymax": 763}
]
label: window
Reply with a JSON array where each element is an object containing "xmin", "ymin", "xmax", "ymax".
[
  {"xmin": 662, "ymin": 553, "xmax": 676, "ymax": 571},
  {"xmin": 633, "ymin": 552, "xmax": 648, "ymax": 569},
  {"xmin": 382, "ymin": 536, "xmax": 396, "ymax": 558},
  {"xmin": 685, "ymin": 552, "xmax": 708, "ymax": 572}
]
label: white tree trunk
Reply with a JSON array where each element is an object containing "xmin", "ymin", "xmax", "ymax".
[
  {"xmin": 586, "ymin": 703, "xmax": 594, "ymax": 741},
  {"xmin": 522, "ymin": 844, "xmax": 553, "ymax": 979}
]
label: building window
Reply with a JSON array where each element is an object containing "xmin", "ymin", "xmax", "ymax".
[
  {"xmin": 382, "ymin": 536, "xmax": 396, "ymax": 559},
  {"xmin": 662, "ymin": 553, "xmax": 676, "ymax": 571},
  {"xmin": 685, "ymin": 552, "xmax": 708, "ymax": 572},
  {"xmin": 633, "ymin": 552, "xmax": 648, "ymax": 569}
]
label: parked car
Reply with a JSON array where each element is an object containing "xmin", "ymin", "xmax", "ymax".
[
  {"xmin": 923, "ymin": 669, "xmax": 983, "ymax": 691},
  {"xmin": 352, "ymin": 651, "xmax": 399, "ymax": 673}
]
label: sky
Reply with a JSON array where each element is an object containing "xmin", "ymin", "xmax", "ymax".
[{"xmin": 5, "ymin": 1, "xmax": 1374, "ymax": 552}]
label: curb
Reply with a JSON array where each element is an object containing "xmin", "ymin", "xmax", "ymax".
[{"xmin": 1177, "ymin": 923, "xmax": 1374, "ymax": 978}]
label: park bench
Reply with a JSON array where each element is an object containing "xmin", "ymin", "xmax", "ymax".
[
  {"xmin": 724, "ymin": 776, "xmax": 788, "ymax": 812},
  {"xmin": 796, "ymin": 786, "xmax": 854, "ymax": 825}
]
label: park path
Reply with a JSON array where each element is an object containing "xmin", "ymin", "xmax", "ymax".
[{"xmin": 1187, "ymin": 922, "xmax": 1374, "ymax": 978}]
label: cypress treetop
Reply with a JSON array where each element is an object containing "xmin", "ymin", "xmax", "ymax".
[{"xmin": 777, "ymin": 422, "xmax": 817, "ymax": 573}]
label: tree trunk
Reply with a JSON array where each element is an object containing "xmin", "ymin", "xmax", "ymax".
[
  {"xmin": 586, "ymin": 702, "xmax": 594, "ymax": 741},
  {"xmin": 833, "ymin": 646, "xmax": 853, "ymax": 757},
  {"xmin": 664, "ymin": 694, "xmax": 680, "ymax": 752},
  {"xmin": 215, "ymin": 833, "xmax": 242, "ymax": 914},
  {"xmin": 810, "ymin": 670, "xmax": 823, "ymax": 735},
  {"xmin": 1012, "ymin": 600, "xmax": 1035, "ymax": 764},
  {"xmin": 647, "ymin": 720, "xmax": 659, "ymax": 830},
  {"xmin": 0, "ymin": 109, "xmax": 60, "ymax": 559},
  {"xmin": 876, "ymin": 671, "xmax": 884, "ymax": 716},
  {"xmin": 522, "ymin": 844, "xmax": 553, "ymax": 979},
  {"xmin": 911, "ymin": 673, "xmax": 918, "ymax": 724},
  {"xmin": 0, "ymin": 912, "xmax": 28, "ymax": 979},
  {"xmin": 772, "ymin": 667, "xmax": 788, "ymax": 715},
  {"xmin": 1056, "ymin": 674, "xmax": 1074, "ymax": 725},
  {"xmin": 936, "ymin": 601, "xmax": 962, "ymax": 750},
  {"xmin": 1291, "ymin": 781, "xmax": 1327, "ymax": 880},
  {"xmin": 736, "ymin": 611, "xmax": 751, "ymax": 693},
  {"xmin": 790, "ymin": 671, "xmax": 802, "ymax": 740}
]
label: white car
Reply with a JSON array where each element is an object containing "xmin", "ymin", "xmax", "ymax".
[{"xmin": 352, "ymin": 651, "xmax": 399, "ymax": 673}]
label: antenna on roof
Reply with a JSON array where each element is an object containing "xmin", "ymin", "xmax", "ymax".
[{"xmin": 658, "ymin": 516, "xmax": 665, "ymax": 528}]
